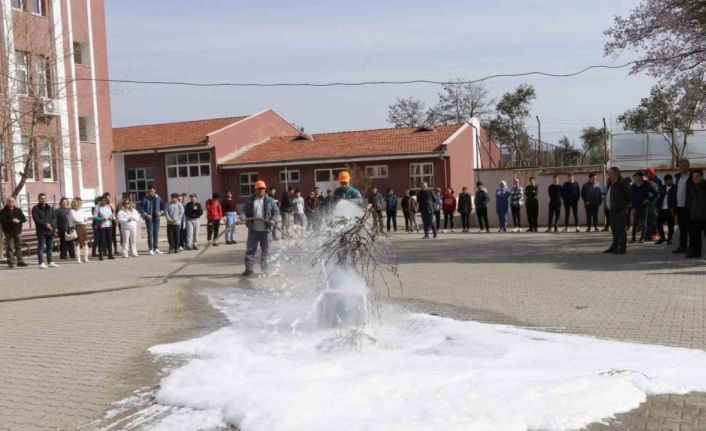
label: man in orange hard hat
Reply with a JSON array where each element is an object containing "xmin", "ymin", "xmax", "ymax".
[
  {"xmin": 332, "ymin": 170, "xmax": 363, "ymax": 205},
  {"xmin": 242, "ymin": 179, "xmax": 280, "ymax": 276}
]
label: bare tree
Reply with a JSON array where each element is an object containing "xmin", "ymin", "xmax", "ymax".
[
  {"xmin": 0, "ymin": 7, "xmax": 79, "ymax": 206},
  {"xmin": 434, "ymin": 79, "xmax": 493, "ymax": 124},
  {"xmin": 387, "ymin": 97, "xmax": 436, "ymax": 128}
]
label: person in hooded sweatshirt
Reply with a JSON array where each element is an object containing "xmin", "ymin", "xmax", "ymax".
[
  {"xmin": 457, "ymin": 186, "xmax": 473, "ymax": 233},
  {"xmin": 475, "ymin": 181, "xmax": 490, "ymax": 233},
  {"xmin": 495, "ymin": 181, "xmax": 511, "ymax": 233}
]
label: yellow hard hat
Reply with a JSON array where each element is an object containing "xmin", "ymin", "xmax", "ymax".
[{"xmin": 338, "ymin": 171, "xmax": 351, "ymax": 182}]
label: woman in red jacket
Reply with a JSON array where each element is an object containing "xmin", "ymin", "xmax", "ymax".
[
  {"xmin": 205, "ymin": 193, "xmax": 223, "ymax": 246},
  {"xmin": 442, "ymin": 188, "xmax": 457, "ymax": 233}
]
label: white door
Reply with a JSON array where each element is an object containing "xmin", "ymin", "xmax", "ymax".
[{"xmin": 165, "ymin": 151, "xmax": 212, "ymax": 199}]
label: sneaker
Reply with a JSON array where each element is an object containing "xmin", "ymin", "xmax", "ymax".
[
  {"xmin": 149, "ymin": 250, "xmax": 155, "ymax": 255},
  {"xmin": 179, "ymin": 246, "xmax": 184, "ymax": 251},
  {"xmin": 575, "ymin": 227, "xmax": 581, "ymax": 232},
  {"xmin": 132, "ymin": 253, "xmax": 139, "ymax": 257},
  {"xmin": 241, "ymin": 269, "xmax": 255, "ymax": 277},
  {"xmin": 48, "ymin": 262, "xmax": 59, "ymax": 268},
  {"xmin": 174, "ymin": 250, "xmax": 179, "ymax": 254},
  {"xmin": 17, "ymin": 261, "xmax": 27, "ymax": 267},
  {"xmin": 154, "ymin": 249, "xmax": 163, "ymax": 254},
  {"xmin": 122, "ymin": 253, "xmax": 129, "ymax": 258},
  {"xmin": 8, "ymin": 262, "xmax": 14, "ymax": 268},
  {"xmin": 193, "ymin": 245, "xmax": 199, "ymax": 250},
  {"xmin": 39, "ymin": 263, "xmax": 49, "ymax": 269},
  {"xmin": 212, "ymin": 242, "xmax": 219, "ymax": 246}
]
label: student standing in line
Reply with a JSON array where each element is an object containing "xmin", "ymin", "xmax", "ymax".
[
  {"xmin": 292, "ymin": 189, "xmax": 306, "ymax": 229},
  {"xmin": 0, "ymin": 196, "xmax": 27, "ymax": 268},
  {"xmin": 385, "ymin": 189, "xmax": 399, "ymax": 233},
  {"xmin": 117, "ymin": 198, "xmax": 140, "ymax": 257},
  {"xmin": 495, "ymin": 181, "xmax": 511, "ymax": 233},
  {"xmin": 139, "ymin": 187, "xmax": 164, "ymax": 255},
  {"xmin": 546, "ymin": 175, "xmax": 562, "ymax": 232},
  {"xmin": 184, "ymin": 194, "xmax": 204, "ymax": 250},
  {"xmin": 581, "ymin": 173, "xmax": 603, "ymax": 232},
  {"xmin": 509, "ymin": 179, "xmax": 525, "ymax": 233},
  {"xmin": 165, "ymin": 193, "xmax": 185, "ymax": 253},
  {"xmin": 69, "ymin": 198, "xmax": 89, "ymax": 263},
  {"xmin": 222, "ymin": 190, "xmax": 239, "ymax": 245},
  {"xmin": 686, "ymin": 169, "xmax": 706, "ymax": 258},
  {"xmin": 408, "ymin": 190, "xmax": 420, "ymax": 232},
  {"xmin": 457, "ymin": 186, "xmax": 472, "ymax": 233},
  {"xmin": 433, "ymin": 187, "xmax": 443, "ymax": 231},
  {"xmin": 524, "ymin": 177, "xmax": 539, "ymax": 232},
  {"xmin": 56, "ymin": 197, "xmax": 76, "ymax": 260},
  {"xmin": 401, "ymin": 190, "xmax": 411, "ymax": 232},
  {"xmin": 179, "ymin": 193, "xmax": 188, "ymax": 250},
  {"xmin": 206, "ymin": 193, "xmax": 223, "ymax": 246},
  {"xmin": 474, "ymin": 181, "xmax": 490, "ymax": 233},
  {"xmin": 417, "ymin": 182, "xmax": 437, "ymax": 239},
  {"xmin": 95, "ymin": 195, "xmax": 115, "ymax": 261},
  {"xmin": 656, "ymin": 174, "xmax": 676, "ymax": 245},
  {"xmin": 562, "ymin": 173, "xmax": 581, "ymax": 232},
  {"xmin": 442, "ymin": 187, "xmax": 457, "ymax": 233}
]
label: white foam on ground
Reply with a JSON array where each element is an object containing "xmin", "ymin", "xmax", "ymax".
[{"xmin": 148, "ymin": 290, "xmax": 706, "ymax": 431}]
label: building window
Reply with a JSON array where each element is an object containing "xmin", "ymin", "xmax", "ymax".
[
  {"xmin": 365, "ymin": 165, "xmax": 388, "ymax": 179},
  {"xmin": 78, "ymin": 116, "xmax": 93, "ymax": 142},
  {"xmin": 12, "ymin": 0, "xmax": 26, "ymax": 11},
  {"xmin": 31, "ymin": 0, "xmax": 45, "ymax": 16},
  {"xmin": 279, "ymin": 169, "xmax": 300, "ymax": 183},
  {"xmin": 73, "ymin": 42, "xmax": 90, "ymax": 66},
  {"xmin": 410, "ymin": 162, "xmax": 434, "ymax": 188},
  {"xmin": 126, "ymin": 168, "xmax": 155, "ymax": 202},
  {"xmin": 15, "ymin": 51, "xmax": 28, "ymax": 95},
  {"xmin": 39, "ymin": 139, "xmax": 54, "ymax": 181},
  {"xmin": 165, "ymin": 151, "xmax": 211, "ymax": 179},
  {"xmin": 35, "ymin": 55, "xmax": 50, "ymax": 98},
  {"xmin": 239, "ymin": 172, "xmax": 258, "ymax": 197},
  {"xmin": 17, "ymin": 137, "xmax": 34, "ymax": 181}
]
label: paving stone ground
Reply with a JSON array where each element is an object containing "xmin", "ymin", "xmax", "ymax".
[{"xmin": 1, "ymin": 227, "xmax": 705, "ymax": 430}]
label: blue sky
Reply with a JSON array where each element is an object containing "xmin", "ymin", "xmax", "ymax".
[{"xmin": 105, "ymin": 0, "xmax": 653, "ymax": 145}]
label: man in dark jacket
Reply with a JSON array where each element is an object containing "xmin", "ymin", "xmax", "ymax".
[
  {"xmin": 630, "ymin": 171, "xmax": 656, "ymax": 243},
  {"xmin": 604, "ymin": 167, "xmax": 632, "ymax": 254},
  {"xmin": 673, "ymin": 159, "xmax": 693, "ymax": 253},
  {"xmin": 474, "ymin": 181, "xmax": 490, "ymax": 233},
  {"xmin": 656, "ymin": 174, "xmax": 676, "ymax": 245},
  {"xmin": 524, "ymin": 177, "xmax": 539, "ymax": 232},
  {"xmin": 139, "ymin": 187, "xmax": 164, "ymax": 254},
  {"xmin": 686, "ymin": 169, "xmax": 706, "ymax": 258},
  {"xmin": 31, "ymin": 193, "xmax": 58, "ymax": 268},
  {"xmin": 384, "ymin": 189, "xmax": 398, "ymax": 233},
  {"xmin": 581, "ymin": 173, "xmax": 603, "ymax": 232},
  {"xmin": 457, "ymin": 186, "xmax": 473, "ymax": 233},
  {"xmin": 417, "ymin": 182, "xmax": 437, "ymax": 238},
  {"xmin": 184, "ymin": 194, "xmax": 204, "ymax": 250},
  {"xmin": 0, "ymin": 196, "xmax": 27, "ymax": 268},
  {"xmin": 279, "ymin": 187, "xmax": 294, "ymax": 238},
  {"xmin": 562, "ymin": 173, "xmax": 581, "ymax": 232},
  {"xmin": 401, "ymin": 190, "xmax": 411, "ymax": 232},
  {"xmin": 546, "ymin": 175, "xmax": 563, "ymax": 232}
]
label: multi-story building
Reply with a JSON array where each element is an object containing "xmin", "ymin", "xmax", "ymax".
[{"xmin": 0, "ymin": 0, "xmax": 113, "ymax": 209}]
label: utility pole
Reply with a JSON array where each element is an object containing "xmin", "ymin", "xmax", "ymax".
[
  {"xmin": 602, "ymin": 117, "xmax": 608, "ymax": 167},
  {"xmin": 536, "ymin": 115, "xmax": 541, "ymax": 167}
]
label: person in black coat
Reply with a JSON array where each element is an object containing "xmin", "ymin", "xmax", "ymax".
[
  {"xmin": 561, "ymin": 173, "xmax": 581, "ymax": 232},
  {"xmin": 0, "ymin": 196, "xmax": 27, "ymax": 268},
  {"xmin": 656, "ymin": 174, "xmax": 676, "ymax": 244},
  {"xmin": 457, "ymin": 187, "xmax": 473, "ymax": 233},
  {"xmin": 524, "ymin": 177, "xmax": 539, "ymax": 232},
  {"xmin": 686, "ymin": 169, "xmax": 706, "ymax": 258},
  {"xmin": 673, "ymin": 159, "xmax": 693, "ymax": 254},
  {"xmin": 546, "ymin": 175, "xmax": 563, "ymax": 232},
  {"xmin": 604, "ymin": 167, "xmax": 632, "ymax": 254},
  {"xmin": 416, "ymin": 182, "xmax": 437, "ymax": 239},
  {"xmin": 31, "ymin": 193, "xmax": 58, "ymax": 268}
]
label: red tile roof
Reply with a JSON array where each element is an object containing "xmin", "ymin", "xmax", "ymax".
[
  {"xmin": 113, "ymin": 116, "xmax": 249, "ymax": 152},
  {"xmin": 223, "ymin": 124, "xmax": 464, "ymax": 166}
]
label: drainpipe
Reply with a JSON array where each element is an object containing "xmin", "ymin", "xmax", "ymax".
[{"xmin": 441, "ymin": 153, "xmax": 448, "ymax": 190}]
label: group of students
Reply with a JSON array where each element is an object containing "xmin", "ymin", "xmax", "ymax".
[{"xmin": 0, "ymin": 186, "xmax": 247, "ymax": 269}]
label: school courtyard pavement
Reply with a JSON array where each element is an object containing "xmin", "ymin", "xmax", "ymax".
[{"xmin": 1, "ymin": 228, "xmax": 706, "ymax": 430}]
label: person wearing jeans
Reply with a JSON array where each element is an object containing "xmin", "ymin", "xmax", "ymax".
[
  {"xmin": 222, "ymin": 190, "xmax": 238, "ymax": 245},
  {"xmin": 139, "ymin": 186, "xmax": 164, "ymax": 254},
  {"xmin": 581, "ymin": 173, "xmax": 603, "ymax": 232},
  {"xmin": 495, "ymin": 181, "xmax": 511, "ymax": 232},
  {"xmin": 242, "ymin": 180, "xmax": 280, "ymax": 276},
  {"xmin": 96, "ymin": 196, "xmax": 115, "ymax": 260},
  {"xmin": 31, "ymin": 193, "xmax": 58, "ymax": 269},
  {"xmin": 442, "ymin": 188, "xmax": 457, "ymax": 233},
  {"xmin": 509, "ymin": 179, "xmax": 524, "ymax": 233},
  {"xmin": 385, "ymin": 189, "xmax": 398, "ymax": 232},
  {"xmin": 206, "ymin": 193, "xmax": 223, "ymax": 245},
  {"xmin": 184, "ymin": 194, "xmax": 204, "ymax": 250}
]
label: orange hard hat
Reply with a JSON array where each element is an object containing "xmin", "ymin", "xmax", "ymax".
[
  {"xmin": 255, "ymin": 180, "xmax": 267, "ymax": 189},
  {"xmin": 338, "ymin": 171, "xmax": 351, "ymax": 182}
]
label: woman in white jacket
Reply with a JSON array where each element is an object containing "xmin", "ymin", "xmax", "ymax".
[{"xmin": 117, "ymin": 198, "xmax": 140, "ymax": 257}]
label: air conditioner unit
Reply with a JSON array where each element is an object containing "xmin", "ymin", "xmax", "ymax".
[{"xmin": 38, "ymin": 98, "xmax": 59, "ymax": 117}]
